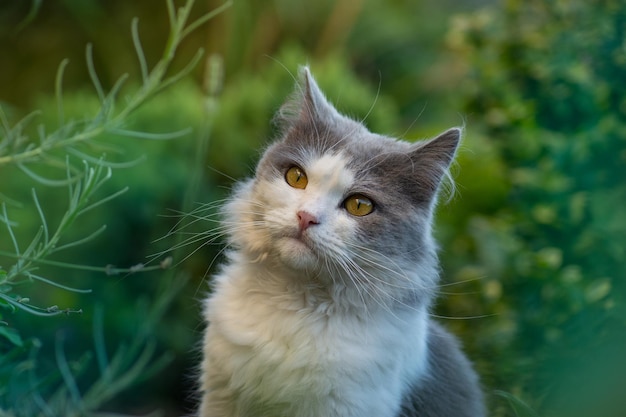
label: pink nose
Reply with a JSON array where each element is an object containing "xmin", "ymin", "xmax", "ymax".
[{"xmin": 297, "ymin": 210, "xmax": 319, "ymax": 231}]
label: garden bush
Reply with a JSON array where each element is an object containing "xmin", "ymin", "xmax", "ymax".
[{"xmin": 445, "ymin": 0, "xmax": 626, "ymax": 415}]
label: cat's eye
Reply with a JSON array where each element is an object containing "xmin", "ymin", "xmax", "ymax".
[
  {"xmin": 285, "ymin": 166, "xmax": 308, "ymax": 189},
  {"xmin": 344, "ymin": 194, "xmax": 374, "ymax": 216}
]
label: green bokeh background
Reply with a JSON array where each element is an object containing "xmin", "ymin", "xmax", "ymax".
[{"xmin": 1, "ymin": 0, "xmax": 625, "ymax": 416}]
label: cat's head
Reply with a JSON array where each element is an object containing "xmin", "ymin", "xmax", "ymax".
[{"xmin": 225, "ymin": 67, "xmax": 460, "ymax": 308}]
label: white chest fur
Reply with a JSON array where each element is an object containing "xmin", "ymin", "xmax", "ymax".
[{"xmin": 201, "ymin": 259, "xmax": 430, "ymax": 417}]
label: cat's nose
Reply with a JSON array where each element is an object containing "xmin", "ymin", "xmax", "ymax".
[{"xmin": 297, "ymin": 210, "xmax": 319, "ymax": 231}]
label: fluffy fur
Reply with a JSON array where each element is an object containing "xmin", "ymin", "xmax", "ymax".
[{"xmin": 198, "ymin": 67, "xmax": 485, "ymax": 417}]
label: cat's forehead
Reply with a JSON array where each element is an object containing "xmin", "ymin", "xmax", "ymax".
[
  {"xmin": 306, "ymin": 152, "xmax": 354, "ymax": 190},
  {"xmin": 260, "ymin": 126, "xmax": 412, "ymax": 182}
]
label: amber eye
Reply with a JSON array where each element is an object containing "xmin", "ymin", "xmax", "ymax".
[
  {"xmin": 344, "ymin": 194, "xmax": 374, "ymax": 216},
  {"xmin": 285, "ymin": 166, "xmax": 308, "ymax": 189}
]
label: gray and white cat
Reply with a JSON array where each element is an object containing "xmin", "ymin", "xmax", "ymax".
[{"xmin": 198, "ymin": 67, "xmax": 485, "ymax": 417}]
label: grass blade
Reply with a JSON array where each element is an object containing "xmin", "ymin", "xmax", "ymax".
[
  {"xmin": 86, "ymin": 43, "xmax": 105, "ymax": 104},
  {"xmin": 107, "ymin": 127, "xmax": 192, "ymax": 140},
  {"xmin": 55, "ymin": 333, "xmax": 83, "ymax": 406},
  {"xmin": 53, "ymin": 224, "xmax": 107, "ymax": 253},
  {"xmin": 27, "ymin": 272, "xmax": 92, "ymax": 294},
  {"xmin": 55, "ymin": 58, "xmax": 70, "ymax": 127},
  {"xmin": 131, "ymin": 17, "xmax": 149, "ymax": 84},
  {"xmin": 2, "ymin": 203, "xmax": 20, "ymax": 256}
]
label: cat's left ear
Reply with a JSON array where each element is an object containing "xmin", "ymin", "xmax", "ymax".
[{"xmin": 409, "ymin": 127, "xmax": 461, "ymax": 197}]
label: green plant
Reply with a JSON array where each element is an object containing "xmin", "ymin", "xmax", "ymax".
[
  {"xmin": 0, "ymin": 0, "xmax": 229, "ymax": 414},
  {"xmin": 0, "ymin": 0, "xmax": 228, "ymax": 336},
  {"xmin": 445, "ymin": 0, "xmax": 626, "ymax": 415}
]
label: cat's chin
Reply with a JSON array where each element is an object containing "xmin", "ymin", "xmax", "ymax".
[{"xmin": 276, "ymin": 236, "xmax": 318, "ymax": 270}]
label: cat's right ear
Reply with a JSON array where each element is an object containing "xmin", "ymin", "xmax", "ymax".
[
  {"xmin": 300, "ymin": 67, "xmax": 338, "ymax": 122},
  {"xmin": 274, "ymin": 66, "xmax": 338, "ymax": 131}
]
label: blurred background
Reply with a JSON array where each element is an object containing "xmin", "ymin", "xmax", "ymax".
[{"xmin": 1, "ymin": 0, "xmax": 625, "ymax": 416}]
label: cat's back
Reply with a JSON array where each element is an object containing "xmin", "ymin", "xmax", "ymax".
[{"xmin": 399, "ymin": 320, "xmax": 486, "ymax": 417}]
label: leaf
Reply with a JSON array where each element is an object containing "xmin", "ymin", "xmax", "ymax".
[
  {"xmin": 585, "ymin": 278, "xmax": 612, "ymax": 304},
  {"xmin": 0, "ymin": 325, "xmax": 23, "ymax": 347}
]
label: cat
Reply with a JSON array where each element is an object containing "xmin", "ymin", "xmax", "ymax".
[{"xmin": 198, "ymin": 67, "xmax": 485, "ymax": 417}]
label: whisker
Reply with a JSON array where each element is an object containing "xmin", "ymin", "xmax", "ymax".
[
  {"xmin": 347, "ymin": 243, "xmax": 425, "ymax": 289},
  {"xmin": 205, "ymin": 165, "xmax": 239, "ymax": 183},
  {"xmin": 321, "ymin": 240, "xmax": 411, "ymax": 318},
  {"xmin": 398, "ymin": 101, "xmax": 427, "ymax": 139},
  {"xmin": 429, "ymin": 313, "xmax": 496, "ymax": 321},
  {"xmin": 172, "ymin": 235, "xmax": 225, "ymax": 267},
  {"xmin": 438, "ymin": 276, "xmax": 486, "ymax": 287},
  {"xmin": 147, "ymin": 219, "xmax": 265, "ymax": 263},
  {"xmin": 358, "ymin": 71, "xmax": 381, "ymax": 126},
  {"xmin": 194, "ymin": 242, "xmax": 232, "ymax": 298}
]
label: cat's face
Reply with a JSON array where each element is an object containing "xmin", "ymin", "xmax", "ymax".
[{"xmin": 224, "ymin": 68, "xmax": 459, "ymax": 307}]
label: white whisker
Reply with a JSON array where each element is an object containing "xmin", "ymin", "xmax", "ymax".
[{"xmin": 429, "ymin": 313, "xmax": 496, "ymax": 321}]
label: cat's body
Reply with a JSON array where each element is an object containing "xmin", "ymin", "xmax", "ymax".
[{"xmin": 198, "ymin": 68, "xmax": 485, "ymax": 417}]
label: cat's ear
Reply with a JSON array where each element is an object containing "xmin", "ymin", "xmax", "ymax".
[
  {"xmin": 300, "ymin": 66, "xmax": 338, "ymax": 121},
  {"xmin": 274, "ymin": 66, "xmax": 339, "ymax": 131},
  {"xmin": 409, "ymin": 127, "xmax": 461, "ymax": 199}
]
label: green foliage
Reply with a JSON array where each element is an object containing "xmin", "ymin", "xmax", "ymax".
[
  {"xmin": 445, "ymin": 0, "xmax": 626, "ymax": 415},
  {"xmin": 0, "ymin": 0, "xmax": 228, "ymax": 415},
  {"xmin": 0, "ymin": 0, "xmax": 228, "ymax": 319}
]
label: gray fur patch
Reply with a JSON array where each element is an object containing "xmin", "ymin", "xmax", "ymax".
[{"xmin": 399, "ymin": 322, "xmax": 486, "ymax": 417}]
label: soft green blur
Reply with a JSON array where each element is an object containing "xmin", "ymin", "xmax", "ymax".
[{"xmin": 1, "ymin": 0, "xmax": 625, "ymax": 416}]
